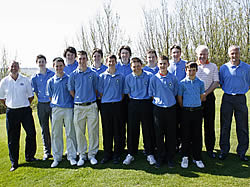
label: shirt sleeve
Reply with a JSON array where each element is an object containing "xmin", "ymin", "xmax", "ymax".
[
  {"xmin": 200, "ymin": 81, "xmax": 205, "ymax": 94},
  {"xmin": 212, "ymin": 63, "xmax": 219, "ymax": 82},
  {"xmin": 219, "ymin": 66, "xmax": 224, "ymax": 86},
  {"xmin": 178, "ymin": 82, "xmax": 184, "ymax": 96},
  {"xmin": 0, "ymin": 78, "xmax": 6, "ymax": 99},
  {"xmin": 31, "ymin": 76, "xmax": 38, "ymax": 93},
  {"xmin": 46, "ymin": 79, "xmax": 52, "ymax": 98},
  {"xmin": 68, "ymin": 73, "xmax": 75, "ymax": 91},
  {"xmin": 124, "ymin": 76, "xmax": 130, "ymax": 95},
  {"xmin": 173, "ymin": 76, "xmax": 178, "ymax": 96},
  {"xmin": 98, "ymin": 74, "xmax": 104, "ymax": 94},
  {"xmin": 148, "ymin": 76, "xmax": 155, "ymax": 97},
  {"xmin": 26, "ymin": 78, "xmax": 34, "ymax": 98}
]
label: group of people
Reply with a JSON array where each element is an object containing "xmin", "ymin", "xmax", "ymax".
[{"xmin": 0, "ymin": 44, "xmax": 249, "ymax": 172}]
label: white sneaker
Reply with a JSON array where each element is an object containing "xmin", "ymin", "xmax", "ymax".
[
  {"xmin": 193, "ymin": 160, "xmax": 205, "ymax": 168},
  {"xmin": 89, "ymin": 157, "xmax": 98, "ymax": 165},
  {"xmin": 147, "ymin": 155, "xmax": 156, "ymax": 165},
  {"xmin": 77, "ymin": 159, "xmax": 85, "ymax": 166},
  {"xmin": 51, "ymin": 160, "xmax": 59, "ymax": 168},
  {"xmin": 181, "ymin": 157, "xmax": 188, "ymax": 168},
  {"xmin": 123, "ymin": 154, "xmax": 134, "ymax": 165},
  {"xmin": 69, "ymin": 159, "xmax": 77, "ymax": 166}
]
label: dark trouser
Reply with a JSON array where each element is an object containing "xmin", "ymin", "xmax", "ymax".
[
  {"xmin": 181, "ymin": 108, "xmax": 203, "ymax": 161},
  {"xmin": 37, "ymin": 102, "xmax": 52, "ymax": 155},
  {"xmin": 175, "ymin": 101, "xmax": 182, "ymax": 150},
  {"xmin": 127, "ymin": 99, "xmax": 155, "ymax": 156},
  {"xmin": 6, "ymin": 107, "xmax": 37, "ymax": 166},
  {"xmin": 153, "ymin": 105, "xmax": 176, "ymax": 162},
  {"xmin": 121, "ymin": 94, "xmax": 129, "ymax": 151},
  {"xmin": 201, "ymin": 92, "xmax": 216, "ymax": 152},
  {"xmin": 100, "ymin": 102, "xmax": 123, "ymax": 159},
  {"xmin": 220, "ymin": 94, "xmax": 249, "ymax": 156},
  {"xmin": 96, "ymin": 98, "xmax": 101, "ymax": 111}
]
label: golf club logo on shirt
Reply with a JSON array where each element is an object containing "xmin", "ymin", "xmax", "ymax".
[
  {"xmin": 116, "ymin": 79, "xmax": 119, "ymax": 83},
  {"xmin": 20, "ymin": 83, "xmax": 24, "ymax": 86},
  {"xmin": 144, "ymin": 81, "xmax": 148, "ymax": 85},
  {"xmin": 89, "ymin": 76, "xmax": 92, "ymax": 79}
]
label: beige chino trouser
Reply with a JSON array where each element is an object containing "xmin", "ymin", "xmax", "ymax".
[
  {"xmin": 74, "ymin": 103, "xmax": 99, "ymax": 159},
  {"xmin": 51, "ymin": 107, "xmax": 77, "ymax": 161}
]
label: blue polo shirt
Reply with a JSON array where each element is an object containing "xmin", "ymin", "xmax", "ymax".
[
  {"xmin": 143, "ymin": 65, "xmax": 159, "ymax": 75},
  {"xmin": 46, "ymin": 74, "xmax": 74, "ymax": 108},
  {"xmin": 219, "ymin": 61, "xmax": 250, "ymax": 95},
  {"xmin": 178, "ymin": 76, "xmax": 205, "ymax": 107},
  {"xmin": 116, "ymin": 61, "xmax": 132, "ymax": 77},
  {"xmin": 64, "ymin": 60, "xmax": 78, "ymax": 75},
  {"xmin": 91, "ymin": 64, "xmax": 108, "ymax": 75},
  {"xmin": 68, "ymin": 67, "xmax": 98, "ymax": 103},
  {"xmin": 124, "ymin": 70, "xmax": 153, "ymax": 99},
  {"xmin": 168, "ymin": 59, "xmax": 187, "ymax": 81},
  {"xmin": 149, "ymin": 72, "xmax": 178, "ymax": 108},
  {"xmin": 31, "ymin": 68, "xmax": 55, "ymax": 102},
  {"xmin": 98, "ymin": 70, "xmax": 124, "ymax": 103}
]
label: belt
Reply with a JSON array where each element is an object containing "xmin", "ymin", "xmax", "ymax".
[
  {"xmin": 39, "ymin": 101, "xmax": 50, "ymax": 104},
  {"xmin": 225, "ymin": 93, "xmax": 244, "ymax": 96},
  {"xmin": 183, "ymin": 106, "xmax": 202, "ymax": 112},
  {"xmin": 74, "ymin": 101, "xmax": 96, "ymax": 106}
]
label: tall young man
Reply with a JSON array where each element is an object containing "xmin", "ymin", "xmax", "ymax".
[{"xmin": 143, "ymin": 49, "xmax": 159, "ymax": 75}]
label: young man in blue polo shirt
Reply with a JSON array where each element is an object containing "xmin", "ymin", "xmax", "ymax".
[
  {"xmin": 168, "ymin": 45, "xmax": 187, "ymax": 153},
  {"xmin": 63, "ymin": 46, "xmax": 78, "ymax": 75},
  {"xmin": 116, "ymin": 45, "xmax": 133, "ymax": 152},
  {"xmin": 98, "ymin": 55, "xmax": 124, "ymax": 164},
  {"xmin": 47, "ymin": 57, "xmax": 77, "ymax": 168},
  {"xmin": 143, "ymin": 49, "xmax": 159, "ymax": 75},
  {"xmin": 68, "ymin": 51, "xmax": 99, "ymax": 166},
  {"xmin": 91, "ymin": 48, "xmax": 108, "ymax": 110},
  {"xmin": 219, "ymin": 45, "xmax": 250, "ymax": 161},
  {"xmin": 149, "ymin": 55, "xmax": 178, "ymax": 168},
  {"xmin": 31, "ymin": 54, "xmax": 54, "ymax": 161},
  {"xmin": 123, "ymin": 57, "xmax": 156, "ymax": 165},
  {"xmin": 178, "ymin": 61, "xmax": 205, "ymax": 169}
]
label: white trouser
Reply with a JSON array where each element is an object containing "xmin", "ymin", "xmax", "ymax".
[
  {"xmin": 74, "ymin": 102, "xmax": 99, "ymax": 159},
  {"xmin": 51, "ymin": 107, "xmax": 77, "ymax": 161}
]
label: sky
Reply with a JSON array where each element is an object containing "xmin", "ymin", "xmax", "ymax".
[{"xmin": 0, "ymin": 0, "xmax": 175, "ymax": 68}]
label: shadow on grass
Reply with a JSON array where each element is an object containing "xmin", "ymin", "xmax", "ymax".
[{"xmin": 18, "ymin": 149, "xmax": 249, "ymax": 178}]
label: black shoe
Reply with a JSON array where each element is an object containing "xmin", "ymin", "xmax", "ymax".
[
  {"xmin": 113, "ymin": 157, "xmax": 120, "ymax": 164},
  {"xmin": 10, "ymin": 165, "xmax": 18, "ymax": 172},
  {"xmin": 168, "ymin": 160, "xmax": 175, "ymax": 168},
  {"xmin": 239, "ymin": 155, "xmax": 248, "ymax": 162},
  {"xmin": 100, "ymin": 157, "xmax": 111, "ymax": 164},
  {"xmin": 43, "ymin": 154, "xmax": 53, "ymax": 161},
  {"xmin": 207, "ymin": 151, "xmax": 216, "ymax": 159},
  {"xmin": 26, "ymin": 157, "xmax": 39, "ymax": 162},
  {"xmin": 155, "ymin": 161, "xmax": 162, "ymax": 169},
  {"xmin": 218, "ymin": 153, "xmax": 227, "ymax": 160}
]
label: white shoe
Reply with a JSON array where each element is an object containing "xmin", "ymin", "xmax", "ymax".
[
  {"xmin": 89, "ymin": 157, "xmax": 98, "ymax": 165},
  {"xmin": 181, "ymin": 157, "xmax": 188, "ymax": 168},
  {"xmin": 123, "ymin": 154, "xmax": 134, "ymax": 165},
  {"xmin": 77, "ymin": 159, "xmax": 85, "ymax": 166},
  {"xmin": 193, "ymin": 160, "xmax": 205, "ymax": 168},
  {"xmin": 51, "ymin": 160, "xmax": 59, "ymax": 168},
  {"xmin": 147, "ymin": 155, "xmax": 156, "ymax": 165},
  {"xmin": 69, "ymin": 159, "xmax": 77, "ymax": 166}
]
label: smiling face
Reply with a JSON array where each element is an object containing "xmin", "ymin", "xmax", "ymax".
[
  {"xmin": 229, "ymin": 47, "xmax": 240, "ymax": 64},
  {"xmin": 120, "ymin": 49, "xmax": 130, "ymax": 62},
  {"xmin": 54, "ymin": 61, "xmax": 65, "ymax": 76},
  {"xmin": 65, "ymin": 51, "xmax": 76, "ymax": 64},
  {"xmin": 9, "ymin": 61, "xmax": 19, "ymax": 75},
  {"xmin": 147, "ymin": 52, "xmax": 157, "ymax": 66},
  {"xmin": 36, "ymin": 58, "xmax": 47, "ymax": 69},
  {"xmin": 197, "ymin": 48, "xmax": 208, "ymax": 64},
  {"xmin": 186, "ymin": 67, "xmax": 197, "ymax": 80},
  {"xmin": 78, "ymin": 54, "xmax": 88, "ymax": 70},
  {"xmin": 107, "ymin": 57, "xmax": 117, "ymax": 68},
  {"xmin": 158, "ymin": 59, "xmax": 169, "ymax": 75},
  {"xmin": 131, "ymin": 61, "xmax": 142, "ymax": 75},
  {"xmin": 93, "ymin": 52, "xmax": 102, "ymax": 64}
]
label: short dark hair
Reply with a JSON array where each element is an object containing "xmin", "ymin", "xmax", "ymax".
[
  {"xmin": 170, "ymin": 45, "xmax": 182, "ymax": 53},
  {"xmin": 36, "ymin": 54, "xmax": 46, "ymax": 62},
  {"xmin": 53, "ymin": 57, "xmax": 65, "ymax": 66},
  {"xmin": 147, "ymin": 49, "xmax": 157, "ymax": 58},
  {"xmin": 78, "ymin": 50, "xmax": 88, "ymax": 59},
  {"xmin": 92, "ymin": 48, "xmax": 103, "ymax": 58},
  {"xmin": 106, "ymin": 54, "xmax": 117, "ymax": 62},
  {"xmin": 185, "ymin": 61, "xmax": 198, "ymax": 70},
  {"xmin": 131, "ymin": 57, "xmax": 142, "ymax": 65},
  {"xmin": 159, "ymin": 55, "xmax": 169, "ymax": 62},
  {"xmin": 63, "ymin": 46, "xmax": 77, "ymax": 58},
  {"xmin": 118, "ymin": 45, "xmax": 132, "ymax": 59}
]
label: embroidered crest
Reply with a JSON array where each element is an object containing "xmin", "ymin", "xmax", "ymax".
[{"xmin": 20, "ymin": 83, "xmax": 24, "ymax": 86}]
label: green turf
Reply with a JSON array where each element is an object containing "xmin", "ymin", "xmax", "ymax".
[{"xmin": 0, "ymin": 88, "xmax": 249, "ymax": 186}]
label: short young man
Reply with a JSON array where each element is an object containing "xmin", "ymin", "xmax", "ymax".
[
  {"xmin": 98, "ymin": 55, "xmax": 124, "ymax": 164},
  {"xmin": 0, "ymin": 61, "xmax": 37, "ymax": 172},
  {"xmin": 219, "ymin": 45, "xmax": 250, "ymax": 161},
  {"xmin": 149, "ymin": 55, "xmax": 178, "ymax": 168},
  {"xmin": 63, "ymin": 46, "xmax": 78, "ymax": 75},
  {"xmin": 168, "ymin": 45, "xmax": 187, "ymax": 153},
  {"xmin": 47, "ymin": 57, "xmax": 77, "ymax": 168},
  {"xmin": 68, "ymin": 51, "xmax": 99, "ymax": 166},
  {"xmin": 31, "ymin": 54, "xmax": 54, "ymax": 160},
  {"xmin": 123, "ymin": 57, "xmax": 156, "ymax": 165},
  {"xmin": 143, "ymin": 49, "xmax": 159, "ymax": 75},
  {"xmin": 195, "ymin": 45, "xmax": 219, "ymax": 158},
  {"xmin": 178, "ymin": 61, "xmax": 205, "ymax": 169}
]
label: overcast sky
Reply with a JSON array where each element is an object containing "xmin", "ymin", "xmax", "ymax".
[{"xmin": 0, "ymin": 0, "xmax": 175, "ymax": 68}]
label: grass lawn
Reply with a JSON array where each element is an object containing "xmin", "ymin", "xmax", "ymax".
[{"xmin": 0, "ymin": 88, "xmax": 249, "ymax": 186}]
